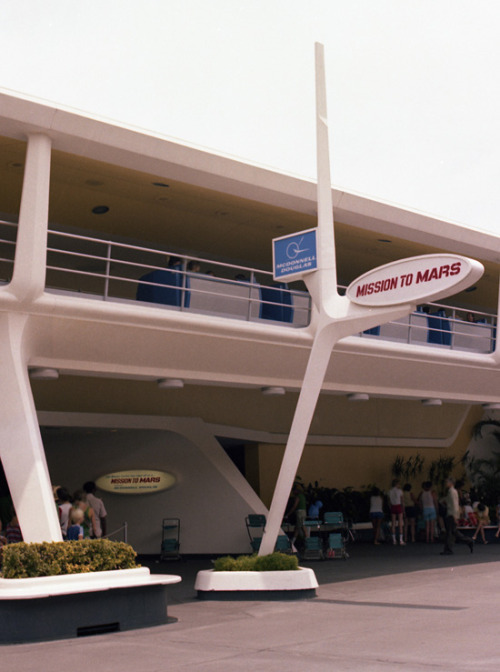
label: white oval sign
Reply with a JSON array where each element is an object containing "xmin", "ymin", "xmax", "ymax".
[
  {"xmin": 346, "ymin": 254, "xmax": 484, "ymax": 307},
  {"xmin": 96, "ymin": 470, "xmax": 176, "ymax": 495}
]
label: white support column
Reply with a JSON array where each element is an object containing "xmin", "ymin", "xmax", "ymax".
[
  {"xmin": 0, "ymin": 132, "xmax": 61, "ymax": 541},
  {"xmin": 259, "ymin": 44, "xmax": 415, "ymax": 556},
  {"xmin": 0, "ymin": 313, "xmax": 62, "ymax": 542},
  {"xmin": 314, "ymin": 42, "xmax": 336, "ymax": 279},
  {"xmin": 259, "ymin": 44, "xmax": 339, "ymax": 556},
  {"xmin": 258, "ymin": 322, "xmax": 337, "ymax": 556},
  {"xmin": 11, "ymin": 132, "xmax": 52, "ymax": 301}
]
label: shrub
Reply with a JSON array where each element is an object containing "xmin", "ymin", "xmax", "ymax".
[
  {"xmin": 1, "ymin": 539, "xmax": 138, "ymax": 579},
  {"xmin": 213, "ymin": 552, "xmax": 298, "ymax": 572}
]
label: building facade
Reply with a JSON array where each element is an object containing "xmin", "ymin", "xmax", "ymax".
[{"xmin": 0, "ymin": 91, "xmax": 499, "ymax": 553}]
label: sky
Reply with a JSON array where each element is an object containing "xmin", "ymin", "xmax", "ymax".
[{"xmin": 1, "ymin": 1, "xmax": 500, "ymax": 236}]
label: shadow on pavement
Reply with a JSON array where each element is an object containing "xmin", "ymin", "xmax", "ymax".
[{"xmin": 140, "ymin": 538, "xmax": 500, "ymax": 602}]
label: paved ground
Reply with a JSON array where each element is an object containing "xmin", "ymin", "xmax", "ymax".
[{"xmin": 3, "ymin": 539, "xmax": 500, "ymax": 671}]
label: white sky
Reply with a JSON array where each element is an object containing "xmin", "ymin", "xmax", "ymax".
[{"xmin": 1, "ymin": 1, "xmax": 500, "ymax": 236}]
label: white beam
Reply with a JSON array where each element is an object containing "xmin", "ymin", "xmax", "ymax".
[
  {"xmin": 11, "ymin": 133, "xmax": 51, "ymax": 301},
  {"xmin": 0, "ymin": 314, "xmax": 62, "ymax": 542}
]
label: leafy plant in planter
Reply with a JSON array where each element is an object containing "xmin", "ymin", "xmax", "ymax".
[
  {"xmin": 462, "ymin": 451, "xmax": 500, "ymax": 512},
  {"xmin": 466, "ymin": 419, "xmax": 500, "ymax": 510},
  {"xmin": 472, "ymin": 419, "xmax": 500, "ymax": 443},
  {"xmin": 213, "ymin": 552, "xmax": 298, "ymax": 572},
  {"xmin": 391, "ymin": 454, "xmax": 425, "ymax": 483},
  {"xmin": 427, "ymin": 456, "xmax": 458, "ymax": 496},
  {"xmin": 1, "ymin": 539, "xmax": 138, "ymax": 578}
]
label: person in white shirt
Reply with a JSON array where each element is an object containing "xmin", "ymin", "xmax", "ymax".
[
  {"xmin": 388, "ymin": 479, "xmax": 405, "ymax": 546},
  {"xmin": 441, "ymin": 477, "xmax": 473, "ymax": 555},
  {"xmin": 369, "ymin": 487, "xmax": 384, "ymax": 545}
]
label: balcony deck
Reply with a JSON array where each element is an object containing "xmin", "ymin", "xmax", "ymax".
[{"xmin": 1, "ymin": 219, "xmax": 495, "ymax": 355}]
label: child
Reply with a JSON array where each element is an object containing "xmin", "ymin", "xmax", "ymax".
[
  {"xmin": 66, "ymin": 508, "xmax": 85, "ymax": 541},
  {"xmin": 472, "ymin": 502, "xmax": 490, "ymax": 544},
  {"xmin": 462, "ymin": 493, "xmax": 475, "ymax": 526}
]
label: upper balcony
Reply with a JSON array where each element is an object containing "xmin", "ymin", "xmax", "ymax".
[
  {"xmin": 0, "ymin": 96, "xmax": 498, "ymax": 376},
  {"xmin": 0, "ymin": 219, "xmax": 496, "ymax": 355}
]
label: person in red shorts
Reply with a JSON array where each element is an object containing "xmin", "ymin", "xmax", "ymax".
[{"xmin": 388, "ymin": 479, "xmax": 405, "ymax": 546}]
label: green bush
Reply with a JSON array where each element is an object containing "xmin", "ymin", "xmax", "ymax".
[
  {"xmin": 213, "ymin": 552, "xmax": 298, "ymax": 572},
  {"xmin": 1, "ymin": 539, "xmax": 139, "ymax": 579}
]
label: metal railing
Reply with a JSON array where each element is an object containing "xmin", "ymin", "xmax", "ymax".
[
  {"xmin": 0, "ymin": 219, "xmax": 496, "ymax": 351},
  {"xmin": 44, "ymin": 228, "xmax": 312, "ymax": 327},
  {"xmin": 0, "ymin": 219, "xmax": 16, "ymax": 282},
  {"xmin": 105, "ymin": 522, "xmax": 128, "ymax": 544},
  {"xmin": 358, "ymin": 303, "xmax": 496, "ymax": 353}
]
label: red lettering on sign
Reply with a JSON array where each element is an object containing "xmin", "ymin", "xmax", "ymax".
[
  {"xmin": 416, "ymin": 263, "xmax": 462, "ymax": 285},
  {"xmin": 416, "ymin": 269, "xmax": 429, "ymax": 283},
  {"xmin": 356, "ymin": 276, "xmax": 397, "ymax": 297}
]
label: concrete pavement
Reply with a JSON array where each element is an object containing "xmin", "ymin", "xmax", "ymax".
[{"xmin": 2, "ymin": 540, "xmax": 500, "ymax": 671}]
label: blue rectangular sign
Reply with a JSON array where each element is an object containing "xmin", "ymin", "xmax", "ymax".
[{"xmin": 273, "ymin": 229, "xmax": 317, "ymax": 280}]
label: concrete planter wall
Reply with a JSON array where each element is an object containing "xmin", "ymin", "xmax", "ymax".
[
  {"xmin": 0, "ymin": 567, "xmax": 181, "ymax": 643},
  {"xmin": 195, "ymin": 567, "xmax": 318, "ymax": 600}
]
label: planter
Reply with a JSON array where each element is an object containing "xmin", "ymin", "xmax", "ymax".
[
  {"xmin": 0, "ymin": 567, "xmax": 181, "ymax": 643},
  {"xmin": 195, "ymin": 567, "xmax": 318, "ymax": 600}
]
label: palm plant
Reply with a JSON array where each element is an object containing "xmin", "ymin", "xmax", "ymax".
[{"xmin": 391, "ymin": 453, "xmax": 425, "ymax": 482}]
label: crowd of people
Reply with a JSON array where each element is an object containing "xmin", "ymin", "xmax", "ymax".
[
  {"xmin": 0, "ymin": 480, "xmax": 107, "ymax": 551},
  {"xmin": 54, "ymin": 481, "xmax": 107, "ymax": 540},
  {"xmin": 369, "ymin": 477, "xmax": 498, "ymax": 553}
]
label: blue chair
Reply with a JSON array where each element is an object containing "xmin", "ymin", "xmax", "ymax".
[
  {"xmin": 259, "ymin": 283, "xmax": 293, "ymax": 323},
  {"xmin": 323, "ymin": 512, "xmax": 344, "ymax": 525},
  {"xmin": 245, "ymin": 514, "xmax": 266, "ymax": 552},
  {"xmin": 275, "ymin": 535, "xmax": 292, "ymax": 553},
  {"xmin": 426, "ymin": 309, "xmax": 451, "ymax": 345},
  {"xmin": 327, "ymin": 532, "xmax": 348, "ymax": 559},
  {"xmin": 303, "ymin": 535, "xmax": 323, "ymax": 560},
  {"xmin": 250, "ymin": 537, "xmax": 262, "ymax": 552},
  {"xmin": 137, "ymin": 267, "xmax": 190, "ymax": 307}
]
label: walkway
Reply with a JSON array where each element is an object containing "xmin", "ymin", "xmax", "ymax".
[{"xmin": 3, "ymin": 541, "xmax": 500, "ymax": 671}]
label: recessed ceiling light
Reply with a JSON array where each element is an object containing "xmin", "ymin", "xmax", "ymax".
[
  {"xmin": 422, "ymin": 398, "xmax": 442, "ymax": 406},
  {"xmin": 29, "ymin": 367, "xmax": 59, "ymax": 380},
  {"xmin": 92, "ymin": 205, "xmax": 109, "ymax": 215},
  {"xmin": 261, "ymin": 386, "xmax": 285, "ymax": 396},
  {"xmin": 157, "ymin": 378, "xmax": 184, "ymax": 389}
]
